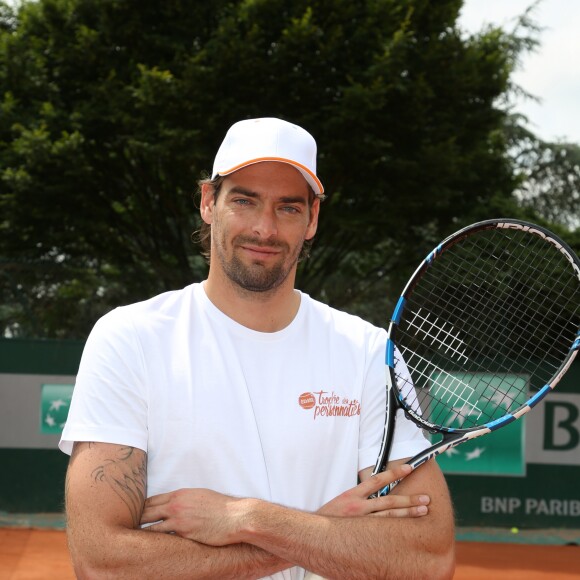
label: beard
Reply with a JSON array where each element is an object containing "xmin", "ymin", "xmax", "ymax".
[{"xmin": 215, "ymin": 234, "xmax": 302, "ymax": 293}]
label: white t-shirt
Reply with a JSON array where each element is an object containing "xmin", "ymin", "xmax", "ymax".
[{"xmin": 60, "ymin": 283, "xmax": 428, "ymax": 580}]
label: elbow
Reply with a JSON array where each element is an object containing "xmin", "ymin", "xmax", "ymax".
[
  {"xmin": 68, "ymin": 530, "xmax": 136, "ymax": 579},
  {"xmin": 68, "ymin": 543, "xmax": 101, "ymax": 580},
  {"xmin": 72, "ymin": 561, "xmax": 98, "ymax": 580},
  {"xmin": 437, "ymin": 557, "xmax": 456, "ymax": 580},
  {"xmin": 71, "ymin": 555, "xmax": 126, "ymax": 580},
  {"xmin": 72, "ymin": 561, "xmax": 110, "ymax": 580},
  {"xmin": 406, "ymin": 528, "xmax": 455, "ymax": 580},
  {"xmin": 428, "ymin": 543, "xmax": 456, "ymax": 580}
]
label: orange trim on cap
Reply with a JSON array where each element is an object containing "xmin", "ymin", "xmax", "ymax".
[{"xmin": 217, "ymin": 156, "xmax": 324, "ymax": 195}]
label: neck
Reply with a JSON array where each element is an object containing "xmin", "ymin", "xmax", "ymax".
[{"xmin": 203, "ymin": 268, "xmax": 301, "ymax": 332}]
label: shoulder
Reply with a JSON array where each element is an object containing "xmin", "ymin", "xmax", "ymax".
[
  {"xmin": 300, "ymin": 292, "xmax": 386, "ymax": 347},
  {"xmin": 97, "ymin": 284, "xmax": 197, "ymax": 325},
  {"xmin": 87, "ymin": 284, "xmax": 199, "ymax": 344}
]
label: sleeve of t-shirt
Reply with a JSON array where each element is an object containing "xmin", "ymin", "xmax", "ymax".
[
  {"xmin": 59, "ymin": 307, "xmax": 149, "ymax": 455},
  {"xmin": 358, "ymin": 328, "xmax": 429, "ymax": 471}
]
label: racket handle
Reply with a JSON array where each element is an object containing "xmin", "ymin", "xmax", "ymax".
[
  {"xmin": 377, "ymin": 478, "xmax": 401, "ymax": 497},
  {"xmin": 368, "ymin": 476, "xmax": 401, "ymax": 499}
]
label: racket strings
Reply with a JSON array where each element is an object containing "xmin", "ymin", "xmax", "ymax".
[
  {"xmin": 396, "ymin": 226, "xmax": 580, "ymax": 430},
  {"xmin": 421, "ymin": 232, "xmax": 576, "ymax": 360},
  {"xmin": 483, "ymin": 232, "xmax": 578, "ymax": 358},
  {"xmin": 426, "ymin": 234, "xmax": 567, "ymax": 354},
  {"xmin": 396, "ymin": 347, "xmax": 484, "ymax": 425}
]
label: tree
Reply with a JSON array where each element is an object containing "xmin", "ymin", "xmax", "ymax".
[
  {"xmin": 503, "ymin": 102, "xmax": 580, "ymax": 259},
  {"xmin": 513, "ymin": 133, "xmax": 580, "ymax": 231},
  {"xmin": 0, "ymin": 0, "xmax": 533, "ymax": 337}
]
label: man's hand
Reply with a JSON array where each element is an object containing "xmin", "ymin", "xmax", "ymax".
[
  {"xmin": 141, "ymin": 488, "xmax": 245, "ymax": 545},
  {"xmin": 318, "ymin": 463, "xmax": 429, "ymax": 518},
  {"xmin": 140, "ymin": 463, "xmax": 429, "ymax": 545}
]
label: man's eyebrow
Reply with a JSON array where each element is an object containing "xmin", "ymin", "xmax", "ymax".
[
  {"xmin": 227, "ymin": 186, "xmax": 308, "ymax": 204},
  {"xmin": 227, "ymin": 186, "xmax": 259, "ymax": 198}
]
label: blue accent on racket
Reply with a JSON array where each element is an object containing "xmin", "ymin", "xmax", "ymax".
[
  {"xmin": 392, "ymin": 296, "xmax": 406, "ymax": 324},
  {"xmin": 425, "ymin": 244, "xmax": 442, "ymax": 264},
  {"xmin": 528, "ymin": 384, "xmax": 551, "ymax": 408},
  {"xmin": 385, "ymin": 339, "xmax": 395, "ymax": 368},
  {"xmin": 486, "ymin": 414, "xmax": 516, "ymax": 431}
]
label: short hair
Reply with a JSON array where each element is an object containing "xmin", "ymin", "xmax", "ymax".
[{"xmin": 192, "ymin": 174, "xmax": 318, "ymax": 264}]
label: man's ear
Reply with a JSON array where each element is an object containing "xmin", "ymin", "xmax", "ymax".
[
  {"xmin": 200, "ymin": 183, "xmax": 215, "ymax": 225},
  {"xmin": 305, "ymin": 197, "xmax": 320, "ymax": 241}
]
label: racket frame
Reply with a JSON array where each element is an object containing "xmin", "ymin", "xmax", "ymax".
[{"xmin": 371, "ymin": 218, "xmax": 580, "ymax": 494}]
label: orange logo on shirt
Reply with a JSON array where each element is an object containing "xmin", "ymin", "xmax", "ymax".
[
  {"xmin": 298, "ymin": 392, "xmax": 316, "ymax": 409},
  {"xmin": 298, "ymin": 390, "xmax": 361, "ymax": 420}
]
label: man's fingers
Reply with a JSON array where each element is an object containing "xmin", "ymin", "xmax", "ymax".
[
  {"xmin": 370, "ymin": 505, "xmax": 429, "ymax": 518},
  {"xmin": 140, "ymin": 504, "xmax": 166, "ymax": 524},
  {"xmin": 369, "ymin": 492, "xmax": 430, "ymax": 509},
  {"xmin": 369, "ymin": 492, "xmax": 430, "ymax": 511},
  {"xmin": 316, "ymin": 465, "xmax": 429, "ymax": 519},
  {"xmin": 366, "ymin": 492, "xmax": 430, "ymax": 518},
  {"xmin": 362, "ymin": 463, "xmax": 413, "ymax": 495},
  {"xmin": 144, "ymin": 492, "xmax": 172, "ymax": 507}
]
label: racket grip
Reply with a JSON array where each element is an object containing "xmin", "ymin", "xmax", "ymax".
[{"xmin": 377, "ymin": 478, "xmax": 401, "ymax": 497}]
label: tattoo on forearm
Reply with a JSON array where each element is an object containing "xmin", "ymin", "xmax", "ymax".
[{"xmin": 91, "ymin": 446, "xmax": 147, "ymax": 528}]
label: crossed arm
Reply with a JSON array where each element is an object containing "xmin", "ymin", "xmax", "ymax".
[{"xmin": 65, "ymin": 442, "xmax": 455, "ymax": 579}]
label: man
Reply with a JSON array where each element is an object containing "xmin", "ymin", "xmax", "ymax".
[{"xmin": 61, "ymin": 118, "xmax": 455, "ymax": 579}]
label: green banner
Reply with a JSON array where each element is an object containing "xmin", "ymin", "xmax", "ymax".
[
  {"xmin": 429, "ymin": 373, "xmax": 527, "ymax": 476},
  {"xmin": 39, "ymin": 383, "xmax": 74, "ymax": 435}
]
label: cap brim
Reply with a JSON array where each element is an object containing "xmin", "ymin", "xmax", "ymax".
[{"xmin": 215, "ymin": 157, "xmax": 325, "ymax": 197}]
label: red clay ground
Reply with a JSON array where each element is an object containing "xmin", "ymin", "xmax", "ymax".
[{"xmin": 1, "ymin": 528, "xmax": 578, "ymax": 579}]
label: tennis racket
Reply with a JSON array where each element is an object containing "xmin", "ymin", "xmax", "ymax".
[{"xmin": 372, "ymin": 218, "xmax": 580, "ymax": 496}]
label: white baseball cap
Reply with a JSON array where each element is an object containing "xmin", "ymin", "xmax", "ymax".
[{"xmin": 211, "ymin": 117, "xmax": 325, "ymax": 198}]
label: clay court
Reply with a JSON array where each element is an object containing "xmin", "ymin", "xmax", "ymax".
[{"xmin": 1, "ymin": 526, "xmax": 578, "ymax": 580}]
